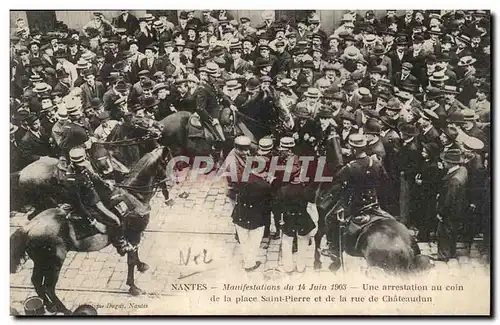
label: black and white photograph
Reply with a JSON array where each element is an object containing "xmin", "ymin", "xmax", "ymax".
[{"xmin": 8, "ymin": 9, "xmax": 491, "ymax": 316}]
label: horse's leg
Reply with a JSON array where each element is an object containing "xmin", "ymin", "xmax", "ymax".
[
  {"xmin": 126, "ymin": 251, "xmax": 143, "ymax": 296},
  {"xmin": 31, "ymin": 261, "xmax": 51, "ymax": 310},
  {"xmin": 313, "ymin": 228, "xmax": 324, "ymax": 270},
  {"xmin": 43, "ymin": 248, "xmax": 71, "ymax": 315}
]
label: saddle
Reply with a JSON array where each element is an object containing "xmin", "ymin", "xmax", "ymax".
[
  {"xmin": 343, "ymin": 206, "xmax": 394, "ymax": 256},
  {"xmin": 59, "ymin": 204, "xmax": 101, "ymax": 241},
  {"xmin": 186, "ymin": 113, "xmax": 211, "ymax": 139}
]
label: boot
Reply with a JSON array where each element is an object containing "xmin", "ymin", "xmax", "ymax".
[{"xmin": 111, "ymin": 225, "xmax": 135, "ymax": 256}]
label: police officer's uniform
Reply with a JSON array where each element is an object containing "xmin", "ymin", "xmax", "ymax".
[{"xmin": 230, "ymin": 136, "xmax": 272, "ymax": 271}]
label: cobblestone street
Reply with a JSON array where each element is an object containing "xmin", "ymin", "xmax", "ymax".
[{"xmin": 10, "ymin": 173, "xmax": 490, "ymax": 315}]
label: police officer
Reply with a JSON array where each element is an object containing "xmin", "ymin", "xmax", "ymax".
[
  {"xmin": 230, "ymin": 136, "xmax": 272, "ymax": 272},
  {"xmin": 278, "ymin": 176, "xmax": 317, "ymax": 274},
  {"xmin": 324, "ymin": 134, "xmax": 389, "ymax": 268},
  {"xmin": 65, "ymin": 147, "xmax": 134, "ymax": 256},
  {"xmin": 59, "ymin": 97, "xmax": 94, "ymax": 160}
]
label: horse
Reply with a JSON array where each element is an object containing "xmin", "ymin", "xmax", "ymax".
[
  {"xmin": 101, "ymin": 117, "xmax": 162, "ymax": 169},
  {"xmin": 10, "ymin": 120, "xmax": 158, "ymax": 217},
  {"xmin": 158, "ymin": 111, "xmax": 226, "ymax": 173},
  {"xmin": 313, "ymin": 184, "xmax": 433, "ymax": 274},
  {"xmin": 10, "ymin": 146, "xmax": 170, "ymax": 314},
  {"xmin": 218, "ymin": 91, "xmax": 294, "ymax": 155},
  {"xmin": 11, "ymin": 142, "xmax": 128, "ymax": 218}
]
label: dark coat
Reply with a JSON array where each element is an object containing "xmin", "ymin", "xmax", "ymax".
[
  {"xmin": 139, "ymin": 57, "xmax": 162, "ymax": 75},
  {"xmin": 232, "ymin": 177, "xmax": 272, "ymax": 230},
  {"xmin": 437, "ymin": 166, "xmax": 468, "ymax": 220},
  {"xmin": 59, "ymin": 121, "xmax": 92, "ymax": 157},
  {"xmin": 194, "ymin": 81, "xmax": 220, "ymax": 120},
  {"xmin": 80, "ymin": 81, "xmax": 106, "ymax": 107},
  {"xmin": 397, "ymin": 138, "xmax": 422, "ymax": 181},
  {"xmin": 19, "ymin": 130, "xmax": 53, "ymax": 165},
  {"xmin": 115, "ymin": 13, "xmax": 140, "ymax": 36},
  {"xmin": 10, "ymin": 140, "xmax": 24, "ymax": 172}
]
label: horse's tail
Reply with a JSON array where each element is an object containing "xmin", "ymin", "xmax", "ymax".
[{"xmin": 10, "ymin": 228, "xmax": 29, "ymax": 273}]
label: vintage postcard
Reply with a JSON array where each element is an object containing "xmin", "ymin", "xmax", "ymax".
[{"xmin": 9, "ymin": 9, "xmax": 491, "ymax": 316}]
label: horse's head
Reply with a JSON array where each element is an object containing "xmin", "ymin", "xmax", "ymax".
[
  {"xmin": 121, "ymin": 146, "xmax": 170, "ymax": 203},
  {"xmin": 89, "ymin": 144, "xmax": 114, "ymax": 177}
]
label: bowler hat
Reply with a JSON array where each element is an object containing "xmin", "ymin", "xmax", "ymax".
[
  {"xmin": 364, "ymin": 118, "xmax": 381, "ymax": 135},
  {"xmin": 421, "ymin": 142, "xmax": 440, "ymax": 158},
  {"xmin": 373, "ymin": 44, "xmax": 386, "ymax": 56},
  {"xmin": 348, "ymin": 134, "xmax": 367, "ymax": 148},
  {"xmin": 341, "ymin": 111, "xmax": 356, "ymax": 123},
  {"xmin": 398, "ymin": 123, "xmax": 419, "ymax": 137},
  {"xmin": 316, "ymin": 107, "xmax": 334, "ymax": 118},
  {"xmin": 401, "ymin": 62, "xmax": 413, "ymax": 70},
  {"xmin": 153, "ymin": 82, "xmax": 169, "ymax": 93},
  {"xmin": 440, "ymin": 149, "xmax": 465, "ymax": 164},
  {"xmin": 294, "ymin": 106, "xmax": 310, "ymax": 119},
  {"xmin": 97, "ymin": 111, "xmax": 110, "ymax": 121},
  {"xmin": 426, "ymin": 87, "xmax": 443, "ymax": 101},
  {"xmin": 447, "ymin": 111, "xmax": 466, "ymax": 124},
  {"xmin": 246, "ymin": 77, "xmax": 260, "ymax": 91},
  {"xmin": 342, "ymin": 80, "xmax": 356, "ymax": 92},
  {"xmin": 142, "ymin": 96, "xmax": 160, "ymax": 109}
]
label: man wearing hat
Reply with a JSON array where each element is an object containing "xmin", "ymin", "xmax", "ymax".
[
  {"xmin": 193, "ymin": 62, "xmax": 225, "ymax": 142},
  {"xmin": 461, "ymin": 109, "xmax": 487, "ymax": 145},
  {"xmin": 417, "ymin": 105, "xmax": 441, "ymax": 148},
  {"xmin": 80, "ymin": 70, "xmax": 105, "ymax": 108},
  {"xmin": 83, "ymin": 12, "xmax": 115, "ymax": 39},
  {"xmin": 315, "ymin": 106, "xmax": 344, "ymax": 170},
  {"xmin": 115, "ymin": 10, "xmax": 140, "ymax": 36},
  {"xmin": 229, "ymin": 40, "xmax": 252, "ymax": 75},
  {"xmin": 51, "ymin": 106, "xmax": 69, "ymax": 147},
  {"xmin": 10, "ymin": 122, "xmax": 25, "ymax": 172},
  {"xmin": 364, "ymin": 118, "xmax": 386, "ymax": 162},
  {"xmin": 324, "ymin": 133, "xmax": 389, "ymax": 266},
  {"xmin": 59, "ymin": 97, "xmax": 94, "ymax": 158},
  {"xmin": 434, "ymin": 85, "xmax": 468, "ymax": 124},
  {"xmin": 94, "ymin": 110, "xmax": 119, "ymax": 141},
  {"xmin": 396, "ymin": 123, "xmax": 422, "ymax": 227},
  {"xmin": 19, "ymin": 114, "xmax": 54, "ymax": 165},
  {"xmin": 226, "ymin": 135, "xmax": 271, "ymax": 272},
  {"xmin": 435, "ymin": 149, "xmax": 469, "ymax": 261},
  {"xmin": 392, "ymin": 61, "xmax": 418, "ymax": 90},
  {"xmin": 139, "ymin": 45, "xmax": 161, "ymax": 75},
  {"xmin": 65, "ymin": 147, "xmax": 135, "ymax": 256},
  {"xmin": 39, "ymin": 100, "xmax": 57, "ymax": 137}
]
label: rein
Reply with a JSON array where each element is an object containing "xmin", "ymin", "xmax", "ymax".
[
  {"xmin": 115, "ymin": 177, "xmax": 169, "ymax": 193},
  {"xmin": 94, "ymin": 135, "xmax": 160, "ymax": 147}
]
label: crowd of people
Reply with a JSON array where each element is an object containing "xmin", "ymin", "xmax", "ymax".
[{"xmin": 9, "ymin": 10, "xmax": 490, "ymax": 272}]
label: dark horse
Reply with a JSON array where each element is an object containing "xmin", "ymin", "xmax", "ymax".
[
  {"xmin": 10, "ymin": 147, "xmax": 170, "ymax": 314},
  {"xmin": 11, "ymin": 143, "xmax": 127, "ymax": 218},
  {"xmin": 157, "ymin": 111, "xmax": 226, "ymax": 183},
  {"xmin": 313, "ymin": 184, "xmax": 432, "ymax": 274},
  {"xmin": 101, "ymin": 118, "xmax": 162, "ymax": 169}
]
